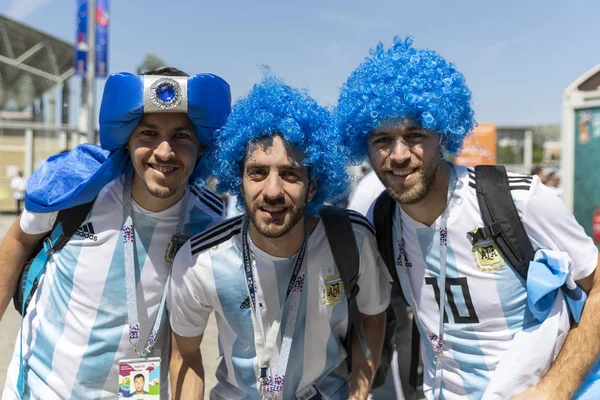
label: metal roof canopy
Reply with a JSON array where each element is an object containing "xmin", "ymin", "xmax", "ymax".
[{"xmin": 0, "ymin": 14, "xmax": 74, "ymax": 110}]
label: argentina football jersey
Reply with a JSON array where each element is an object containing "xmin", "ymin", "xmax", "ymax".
[
  {"xmin": 3, "ymin": 176, "xmax": 225, "ymax": 399},
  {"xmin": 369, "ymin": 164, "xmax": 598, "ymax": 400},
  {"xmin": 169, "ymin": 214, "xmax": 390, "ymax": 400}
]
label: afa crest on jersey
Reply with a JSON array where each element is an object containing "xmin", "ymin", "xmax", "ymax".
[
  {"xmin": 164, "ymin": 233, "xmax": 190, "ymax": 264},
  {"xmin": 323, "ymin": 273, "xmax": 344, "ymax": 306},
  {"xmin": 472, "ymin": 238, "xmax": 506, "ymax": 272}
]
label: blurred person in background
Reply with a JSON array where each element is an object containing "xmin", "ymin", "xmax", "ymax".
[
  {"xmin": 530, "ymin": 166, "xmax": 545, "ymax": 183},
  {"xmin": 544, "ymin": 171, "xmax": 563, "ymax": 198},
  {"xmin": 10, "ymin": 171, "xmax": 26, "ymax": 215}
]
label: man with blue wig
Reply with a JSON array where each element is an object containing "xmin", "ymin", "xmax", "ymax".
[
  {"xmin": 336, "ymin": 36, "xmax": 600, "ymax": 399},
  {"xmin": 168, "ymin": 76, "xmax": 391, "ymax": 400},
  {"xmin": 0, "ymin": 67, "xmax": 231, "ymax": 399}
]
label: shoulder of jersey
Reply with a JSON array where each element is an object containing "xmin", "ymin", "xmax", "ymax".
[
  {"xmin": 346, "ymin": 209, "xmax": 376, "ymax": 236},
  {"xmin": 189, "ymin": 183, "xmax": 225, "ymax": 217},
  {"xmin": 189, "ymin": 215, "xmax": 243, "ymax": 256},
  {"xmin": 466, "ymin": 167, "xmax": 533, "ymax": 192}
]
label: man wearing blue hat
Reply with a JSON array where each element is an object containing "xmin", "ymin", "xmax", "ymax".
[{"xmin": 0, "ymin": 67, "xmax": 231, "ymax": 399}]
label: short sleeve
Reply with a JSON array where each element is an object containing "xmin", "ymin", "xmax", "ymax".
[
  {"xmin": 522, "ymin": 178, "xmax": 598, "ymax": 282},
  {"xmin": 168, "ymin": 240, "xmax": 213, "ymax": 337},
  {"xmin": 365, "ymin": 199, "xmax": 377, "ymax": 226},
  {"xmin": 216, "ymin": 209, "xmax": 227, "ymax": 224},
  {"xmin": 20, "ymin": 209, "xmax": 57, "ymax": 235},
  {"xmin": 355, "ymin": 229, "xmax": 391, "ymax": 315},
  {"xmin": 347, "ymin": 171, "xmax": 386, "ymax": 216}
]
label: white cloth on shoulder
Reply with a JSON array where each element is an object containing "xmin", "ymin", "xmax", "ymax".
[{"xmin": 482, "ymin": 249, "xmax": 578, "ymax": 399}]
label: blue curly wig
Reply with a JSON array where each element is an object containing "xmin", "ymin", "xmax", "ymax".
[
  {"xmin": 209, "ymin": 75, "xmax": 350, "ymax": 214},
  {"xmin": 336, "ymin": 36, "xmax": 476, "ymax": 163}
]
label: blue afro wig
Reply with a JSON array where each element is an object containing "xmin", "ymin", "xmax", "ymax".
[
  {"xmin": 209, "ymin": 75, "xmax": 350, "ymax": 214},
  {"xmin": 336, "ymin": 36, "xmax": 476, "ymax": 163}
]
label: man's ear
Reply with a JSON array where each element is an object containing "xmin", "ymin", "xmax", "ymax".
[
  {"xmin": 438, "ymin": 135, "xmax": 448, "ymax": 152},
  {"xmin": 198, "ymin": 143, "xmax": 206, "ymax": 156},
  {"xmin": 307, "ymin": 181, "xmax": 317, "ymax": 203}
]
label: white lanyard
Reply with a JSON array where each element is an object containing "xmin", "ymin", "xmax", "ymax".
[
  {"xmin": 396, "ymin": 164, "xmax": 457, "ymax": 399},
  {"xmin": 241, "ymin": 218, "xmax": 307, "ymax": 399},
  {"xmin": 123, "ymin": 171, "xmax": 188, "ymax": 357}
]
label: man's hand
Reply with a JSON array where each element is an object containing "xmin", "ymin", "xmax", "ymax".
[{"xmin": 349, "ymin": 311, "xmax": 386, "ymax": 400}]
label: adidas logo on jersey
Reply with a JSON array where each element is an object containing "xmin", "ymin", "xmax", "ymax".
[
  {"xmin": 75, "ymin": 222, "xmax": 98, "ymax": 241},
  {"xmin": 240, "ymin": 296, "xmax": 263, "ymax": 310}
]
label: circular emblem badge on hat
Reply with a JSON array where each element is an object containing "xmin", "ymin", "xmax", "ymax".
[{"xmin": 149, "ymin": 77, "xmax": 182, "ymax": 110}]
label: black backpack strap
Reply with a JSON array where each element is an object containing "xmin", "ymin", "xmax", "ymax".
[
  {"xmin": 51, "ymin": 198, "xmax": 97, "ymax": 252},
  {"xmin": 373, "ymin": 191, "xmax": 420, "ymax": 391},
  {"xmin": 13, "ymin": 198, "xmax": 96, "ymax": 316},
  {"xmin": 409, "ymin": 317, "xmax": 420, "ymax": 389},
  {"xmin": 373, "ymin": 192, "xmax": 401, "ymax": 289},
  {"xmin": 319, "ymin": 206, "xmax": 371, "ymax": 367},
  {"xmin": 473, "ymin": 165, "xmax": 534, "ymax": 280}
]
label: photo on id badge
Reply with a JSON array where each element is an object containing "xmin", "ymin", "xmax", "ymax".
[{"xmin": 119, "ymin": 357, "xmax": 160, "ymax": 399}]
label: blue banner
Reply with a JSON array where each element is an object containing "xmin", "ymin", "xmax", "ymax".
[
  {"xmin": 95, "ymin": 0, "xmax": 109, "ymax": 77},
  {"xmin": 74, "ymin": 0, "xmax": 88, "ymax": 75},
  {"xmin": 74, "ymin": 0, "xmax": 109, "ymax": 77}
]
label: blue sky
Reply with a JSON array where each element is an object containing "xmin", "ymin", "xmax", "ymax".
[{"xmin": 4, "ymin": 0, "xmax": 600, "ymax": 125}]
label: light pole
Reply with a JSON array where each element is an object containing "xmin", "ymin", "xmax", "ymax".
[{"xmin": 86, "ymin": 0, "xmax": 96, "ymax": 144}]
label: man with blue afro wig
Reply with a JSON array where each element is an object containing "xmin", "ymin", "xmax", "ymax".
[
  {"xmin": 168, "ymin": 76, "xmax": 391, "ymax": 400},
  {"xmin": 337, "ymin": 36, "xmax": 600, "ymax": 400},
  {"xmin": 211, "ymin": 74, "xmax": 349, "ymax": 214},
  {"xmin": 337, "ymin": 36, "xmax": 475, "ymax": 164}
]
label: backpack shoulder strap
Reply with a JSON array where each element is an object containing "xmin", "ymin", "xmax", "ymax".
[
  {"xmin": 15, "ymin": 198, "xmax": 97, "ymax": 317},
  {"xmin": 372, "ymin": 191, "xmax": 421, "ymax": 390},
  {"xmin": 373, "ymin": 191, "xmax": 401, "ymax": 289},
  {"xmin": 319, "ymin": 205, "xmax": 371, "ymax": 362},
  {"xmin": 50, "ymin": 198, "xmax": 97, "ymax": 252},
  {"xmin": 473, "ymin": 165, "xmax": 534, "ymax": 280},
  {"xmin": 319, "ymin": 206, "xmax": 360, "ymax": 291}
]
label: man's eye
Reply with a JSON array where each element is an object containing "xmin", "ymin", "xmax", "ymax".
[
  {"xmin": 140, "ymin": 130, "xmax": 157, "ymax": 137},
  {"xmin": 248, "ymin": 170, "xmax": 266, "ymax": 178},
  {"xmin": 174, "ymin": 132, "xmax": 193, "ymax": 140},
  {"xmin": 372, "ymin": 137, "xmax": 392, "ymax": 145},
  {"xmin": 282, "ymin": 171, "xmax": 300, "ymax": 180},
  {"xmin": 405, "ymin": 131, "xmax": 426, "ymax": 140}
]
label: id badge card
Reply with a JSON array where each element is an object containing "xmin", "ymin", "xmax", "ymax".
[
  {"xmin": 296, "ymin": 384, "xmax": 323, "ymax": 400},
  {"xmin": 118, "ymin": 357, "xmax": 161, "ymax": 399}
]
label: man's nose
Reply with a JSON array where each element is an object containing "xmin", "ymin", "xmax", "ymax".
[
  {"xmin": 263, "ymin": 171, "xmax": 284, "ymax": 200},
  {"xmin": 389, "ymin": 137, "xmax": 411, "ymax": 165},
  {"xmin": 154, "ymin": 140, "xmax": 174, "ymax": 160}
]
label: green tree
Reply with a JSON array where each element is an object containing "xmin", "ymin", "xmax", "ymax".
[{"xmin": 135, "ymin": 52, "xmax": 166, "ymax": 75}]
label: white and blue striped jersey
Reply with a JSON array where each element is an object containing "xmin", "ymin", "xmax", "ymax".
[
  {"xmin": 368, "ymin": 163, "xmax": 598, "ymax": 399},
  {"xmin": 168, "ymin": 213, "xmax": 391, "ymax": 400},
  {"xmin": 3, "ymin": 175, "xmax": 225, "ymax": 400}
]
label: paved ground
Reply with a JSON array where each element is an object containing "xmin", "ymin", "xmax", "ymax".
[{"xmin": 0, "ymin": 214, "xmax": 221, "ymax": 395}]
